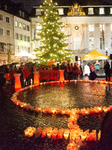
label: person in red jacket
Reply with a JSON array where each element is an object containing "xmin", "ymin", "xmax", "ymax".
[{"xmin": 23, "ymin": 65, "xmax": 30, "ymax": 86}]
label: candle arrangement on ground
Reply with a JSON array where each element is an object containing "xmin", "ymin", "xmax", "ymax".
[{"xmin": 11, "ymin": 79, "xmax": 112, "ymax": 150}]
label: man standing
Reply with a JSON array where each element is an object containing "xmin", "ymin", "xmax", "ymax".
[{"xmin": 104, "ymin": 61, "xmax": 110, "ymax": 81}]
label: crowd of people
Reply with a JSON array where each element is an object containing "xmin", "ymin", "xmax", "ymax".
[
  {"xmin": 83, "ymin": 63, "xmax": 97, "ymax": 80},
  {"xmin": 0, "ymin": 62, "xmax": 37, "ymax": 90},
  {"xmin": 0, "ymin": 60, "xmax": 111, "ymax": 91},
  {"xmin": 38, "ymin": 62, "xmax": 82, "ymax": 80}
]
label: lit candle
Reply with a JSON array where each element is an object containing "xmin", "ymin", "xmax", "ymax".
[
  {"xmin": 35, "ymin": 127, "xmax": 42, "ymax": 138},
  {"xmin": 41, "ymin": 129, "xmax": 47, "ymax": 138},
  {"xmin": 47, "ymin": 128, "xmax": 52, "ymax": 138},
  {"xmin": 64, "ymin": 129, "xmax": 70, "ymax": 140},
  {"xmin": 81, "ymin": 132, "xmax": 87, "ymax": 141},
  {"xmin": 57, "ymin": 131, "xmax": 63, "ymax": 139},
  {"xmin": 52, "ymin": 128, "xmax": 58, "ymax": 139},
  {"xmin": 24, "ymin": 126, "xmax": 36, "ymax": 137}
]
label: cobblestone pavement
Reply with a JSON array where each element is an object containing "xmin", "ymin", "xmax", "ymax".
[{"xmin": 0, "ymin": 75, "xmax": 111, "ymax": 150}]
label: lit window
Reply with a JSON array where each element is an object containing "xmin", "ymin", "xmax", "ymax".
[
  {"xmin": 89, "ymin": 24, "xmax": 94, "ymax": 31},
  {"xmin": 0, "ymin": 28, "xmax": 3, "ymax": 35},
  {"xmin": 89, "ymin": 37, "xmax": 94, "ymax": 50},
  {"xmin": 7, "ymin": 30, "xmax": 10, "ymax": 36},
  {"xmin": 36, "ymin": 25, "xmax": 42, "ymax": 32},
  {"xmin": 110, "ymin": 8, "xmax": 112, "ymax": 14},
  {"xmin": 20, "ymin": 34, "xmax": 23, "ymax": 40},
  {"xmin": 88, "ymin": 8, "xmax": 94, "ymax": 15},
  {"xmin": 19, "ymin": 23, "xmax": 22, "ymax": 29},
  {"xmin": 27, "ymin": 36, "xmax": 30, "ymax": 42},
  {"xmin": 6, "ymin": 17, "xmax": 9, "ymax": 23},
  {"xmin": 0, "ymin": 43, "xmax": 4, "ymax": 52},
  {"xmin": 15, "ymin": 21, "xmax": 18, "ymax": 27},
  {"xmin": 58, "ymin": 8, "xmax": 64, "ymax": 15},
  {"xmin": 99, "ymin": 8, "xmax": 104, "ymax": 14},
  {"xmin": 7, "ymin": 44, "xmax": 10, "ymax": 53},
  {"xmin": 23, "ymin": 24, "xmax": 26, "ymax": 30},
  {"xmin": 100, "ymin": 38, "xmax": 105, "ymax": 50},
  {"xmin": 16, "ymin": 46, "xmax": 19, "ymax": 53},
  {"xmin": 73, "ymin": 38, "xmax": 81, "ymax": 50},
  {"xmin": 36, "ymin": 9, "xmax": 41, "ymax": 15},
  {"xmin": 5, "ymin": 5, "xmax": 7, "ymax": 10},
  {"xmin": 27, "ymin": 25, "xmax": 30, "ymax": 31},
  {"xmin": 15, "ymin": 33, "xmax": 19, "ymax": 39},
  {"xmin": 0, "ymin": 14, "xmax": 3, "ymax": 21},
  {"xmin": 28, "ymin": 47, "xmax": 30, "ymax": 53},
  {"xmin": 24, "ymin": 35, "xmax": 26, "ymax": 41},
  {"xmin": 22, "ymin": 12, "xmax": 24, "ymax": 17},
  {"xmin": 100, "ymin": 24, "xmax": 105, "ymax": 31}
]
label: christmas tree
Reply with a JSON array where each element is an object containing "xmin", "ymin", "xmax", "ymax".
[{"xmin": 33, "ymin": 0, "xmax": 73, "ymax": 65}]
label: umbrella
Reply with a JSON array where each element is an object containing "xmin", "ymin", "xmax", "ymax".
[
  {"xmin": 25, "ymin": 62, "xmax": 34, "ymax": 69},
  {"xmin": 10, "ymin": 62, "xmax": 19, "ymax": 67},
  {"xmin": 47, "ymin": 61, "xmax": 57, "ymax": 65},
  {"xmin": 0, "ymin": 65, "xmax": 8, "ymax": 73}
]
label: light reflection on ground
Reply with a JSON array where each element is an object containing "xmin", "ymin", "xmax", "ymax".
[{"xmin": 18, "ymin": 82, "xmax": 112, "ymax": 110}]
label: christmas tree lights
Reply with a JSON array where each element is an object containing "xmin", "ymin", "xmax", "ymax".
[{"xmin": 33, "ymin": 0, "xmax": 73, "ymax": 65}]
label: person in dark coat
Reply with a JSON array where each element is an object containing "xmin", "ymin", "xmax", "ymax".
[
  {"xmin": 98, "ymin": 110, "xmax": 112, "ymax": 150},
  {"xmin": 79, "ymin": 64, "xmax": 83, "ymax": 78},
  {"xmin": 17, "ymin": 64, "xmax": 24, "ymax": 88},
  {"xmin": 9, "ymin": 66, "xmax": 15, "ymax": 86},
  {"xmin": 0, "ymin": 69, "xmax": 6, "ymax": 91},
  {"xmin": 104, "ymin": 61, "xmax": 110, "ymax": 81}
]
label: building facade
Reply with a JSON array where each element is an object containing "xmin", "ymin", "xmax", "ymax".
[
  {"xmin": 30, "ymin": 1, "xmax": 112, "ymax": 64},
  {"xmin": 14, "ymin": 15, "xmax": 31, "ymax": 62},
  {"xmin": 1, "ymin": 0, "xmax": 112, "ymax": 65},
  {"xmin": 0, "ymin": 7, "xmax": 14, "ymax": 65},
  {"xmin": 0, "ymin": 0, "xmax": 31, "ymax": 65}
]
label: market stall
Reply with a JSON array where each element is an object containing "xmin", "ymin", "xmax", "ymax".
[{"xmin": 81, "ymin": 50, "xmax": 109, "ymax": 60}]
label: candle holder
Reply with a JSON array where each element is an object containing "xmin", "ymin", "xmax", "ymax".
[
  {"xmin": 33, "ymin": 71, "xmax": 39, "ymax": 85},
  {"xmin": 14, "ymin": 73, "xmax": 21, "ymax": 90}
]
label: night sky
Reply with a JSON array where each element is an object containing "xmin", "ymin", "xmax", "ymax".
[
  {"xmin": 10, "ymin": 0, "xmax": 112, "ymax": 13},
  {"xmin": 10, "ymin": 0, "xmax": 43, "ymax": 13}
]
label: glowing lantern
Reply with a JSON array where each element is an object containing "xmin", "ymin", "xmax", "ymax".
[
  {"xmin": 81, "ymin": 132, "xmax": 87, "ymax": 141},
  {"xmin": 41, "ymin": 129, "xmax": 47, "ymax": 138},
  {"xmin": 14, "ymin": 74, "xmax": 21, "ymax": 90},
  {"xmin": 47, "ymin": 128, "xmax": 52, "ymax": 138},
  {"xmin": 64, "ymin": 129, "xmax": 70, "ymax": 140},
  {"xmin": 57, "ymin": 128, "xmax": 64, "ymax": 139},
  {"xmin": 103, "ymin": 106, "xmax": 108, "ymax": 112},
  {"xmin": 75, "ymin": 136, "xmax": 82, "ymax": 148},
  {"xmin": 57, "ymin": 129, "xmax": 64, "ymax": 139},
  {"xmin": 66, "ymin": 142, "xmax": 76, "ymax": 150},
  {"xmin": 34, "ymin": 71, "xmax": 39, "ymax": 85},
  {"xmin": 24, "ymin": 126, "xmax": 36, "ymax": 137},
  {"xmin": 59, "ymin": 70, "xmax": 64, "ymax": 82},
  {"xmin": 35, "ymin": 127, "xmax": 42, "ymax": 138},
  {"xmin": 98, "ymin": 130, "xmax": 101, "ymax": 140},
  {"xmin": 52, "ymin": 128, "xmax": 58, "ymax": 139},
  {"xmin": 70, "ymin": 130, "xmax": 77, "ymax": 140}
]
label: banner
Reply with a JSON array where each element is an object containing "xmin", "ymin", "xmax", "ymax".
[{"xmin": 39, "ymin": 70, "xmax": 59, "ymax": 81}]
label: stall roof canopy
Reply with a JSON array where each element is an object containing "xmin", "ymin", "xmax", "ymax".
[{"xmin": 81, "ymin": 50, "xmax": 109, "ymax": 60}]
